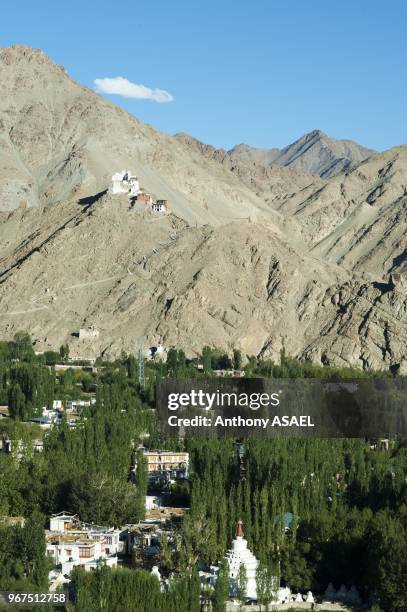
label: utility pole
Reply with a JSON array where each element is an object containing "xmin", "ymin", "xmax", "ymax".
[{"xmin": 137, "ymin": 336, "xmax": 145, "ymax": 389}]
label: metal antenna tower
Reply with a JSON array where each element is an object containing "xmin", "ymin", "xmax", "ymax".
[{"xmin": 137, "ymin": 336, "xmax": 145, "ymax": 388}]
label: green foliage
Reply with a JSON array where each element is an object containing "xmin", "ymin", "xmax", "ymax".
[
  {"xmin": 0, "ymin": 335, "xmax": 405, "ymax": 612},
  {"xmin": 0, "ymin": 512, "xmax": 48, "ymax": 591},
  {"xmin": 71, "ymin": 565, "xmax": 200, "ymax": 612},
  {"xmin": 59, "ymin": 344, "xmax": 70, "ymax": 361},
  {"xmin": 11, "ymin": 332, "xmax": 35, "ymax": 362},
  {"xmin": 213, "ymin": 561, "xmax": 229, "ymax": 612},
  {"xmin": 364, "ymin": 507, "xmax": 407, "ymax": 612},
  {"xmin": 256, "ymin": 559, "xmax": 277, "ymax": 611},
  {"xmin": 3, "ymin": 358, "xmax": 55, "ymax": 420},
  {"xmin": 237, "ymin": 562, "xmax": 247, "ymax": 606},
  {"xmin": 233, "ymin": 349, "xmax": 242, "ymax": 370}
]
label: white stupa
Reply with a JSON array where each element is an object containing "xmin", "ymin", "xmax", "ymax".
[{"xmin": 225, "ymin": 520, "xmax": 259, "ymax": 600}]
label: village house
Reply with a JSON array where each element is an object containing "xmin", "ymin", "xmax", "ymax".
[
  {"xmin": 30, "ymin": 406, "xmax": 62, "ymax": 428},
  {"xmin": 142, "ymin": 449, "xmax": 189, "ymax": 478},
  {"xmin": 212, "ymin": 369, "xmax": 246, "ymax": 378},
  {"xmin": 0, "ymin": 435, "xmax": 43, "ymax": 456},
  {"xmin": 152, "ymin": 199, "xmax": 168, "ymax": 214},
  {"xmin": 65, "ymin": 398, "xmax": 96, "ymax": 411},
  {"xmin": 46, "ymin": 513, "xmax": 122, "ymax": 575},
  {"xmin": 145, "ymin": 495, "xmax": 162, "ymax": 510}
]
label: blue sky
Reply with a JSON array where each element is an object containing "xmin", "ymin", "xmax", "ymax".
[{"xmin": 2, "ymin": 0, "xmax": 406, "ymax": 151}]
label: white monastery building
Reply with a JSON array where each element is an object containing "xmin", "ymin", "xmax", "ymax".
[
  {"xmin": 109, "ymin": 171, "xmax": 140, "ymax": 196},
  {"xmin": 225, "ymin": 520, "xmax": 259, "ymax": 600},
  {"xmin": 109, "ymin": 170, "xmax": 168, "ymax": 214}
]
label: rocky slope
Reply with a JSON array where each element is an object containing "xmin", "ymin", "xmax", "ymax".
[
  {"xmin": 175, "ymin": 132, "xmax": 319, "ymax": 206},
  {"xmin": 0, "ymin": 45, "xmax": 405, "ymax": 372},
  {"xmin": 230, "ymin": 130, "xmax": 374, "ymax": 178},
  {"xmin": 270, "ymin": 147, "xmax": 407, "ymax": 277},
  {"xmin": 0, "ymin": 45, "xmax": 279, "ymax": 228}
]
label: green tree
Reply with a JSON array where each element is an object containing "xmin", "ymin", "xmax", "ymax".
[
  {"xmin": 213, "ymin": 561, "xmax": 229, "ymax": 612},
  {"xmin": 202, "ymin": 346, "xmax": 212, "ymax": 373},
  {"xmin": 237, "ymin": 563, "xmax": 247, "ymax": 609},
  {"xmin": 166, "ymin": 348, "xmax": 178, "ymax": 375},
  {"xmin": 233, "ymin": 349, "xmax": 242, "ymax": 370},
  {"xmin": 12, "ymin": 332, "xmax": 34, "ymax": 362},
  {"xmin": 366, "ymin": 510, "xmax": 407, "ymax": 612},
  {"xmin": 256, "ymin": 560, "xmax": 276, "ymax": 611},
  {"xmin": 8, "ymin": 383, "xmax": 26, "ymax": 420},
  {"xmin": 59, "ymin": 344, "xmax": 70, "ymax": 361}
]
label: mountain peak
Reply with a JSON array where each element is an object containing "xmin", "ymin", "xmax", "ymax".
[
  {"xmin": 230, "ymin": 130, "xmax": 373, "ymax": 178},
  {"xmin": 306, "ymin": 129, "xmax": 326, "ymax": 139},
  {"xmin": 1, "ymin": 45, "xmax": 53, "ymax": 65}
]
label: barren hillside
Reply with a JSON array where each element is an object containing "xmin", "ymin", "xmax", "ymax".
[
  {"xmin": 0, "ymin": 45, "xmax": 405, "ymax": 372},
  {"xmin": 0, "ymin": 45, "xmax": 279, "ymax": 228}
]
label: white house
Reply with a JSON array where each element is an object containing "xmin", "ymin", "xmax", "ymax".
[
  {"xmin": 49, "ymin": 513, "xmax": 77, "ymax": 533},
  {"xmin": 42, "ymin": 407, "xmax": 60, "ymax": 421},
  {"xmin": 65, "ymin": 399, "xmax": 95, "ymax": 412},
  {"xmin": 47, "ymin": 513, "xmax": 122, "ymax": 575},
  {"xmin": 152, "ymin": 200, "xmax": 168, "ymax": 214},
  {"xmin": 145, "ymin": 495, "xmax": 162, "ymax": 510},
  {"xmin": 46, "ymin": 536, "xmax": 118, "ymax": 575}
]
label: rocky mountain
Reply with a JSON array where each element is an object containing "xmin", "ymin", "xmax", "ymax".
[
  {"xmin": 175, "ymin": 132, "xmax": 319, "ymax": 206},
  {"xmin": 0, "ymin": 45, "xmax": 405, "ymax": 373},
  {"xmin": 0, "ymin": 45, "xmax": 278, "ymax": 228},
  {"xmin": 269, "ymin": 146, "xmax": 407, "ymax": 278},
  {"xmin": 229, "ymin": 130, "xmax": 374, "ymax": 178}
]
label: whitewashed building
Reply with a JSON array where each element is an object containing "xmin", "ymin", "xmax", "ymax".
[
  {"xmin": 47, "ymin": 513, "xmax": 122, "ymax": 575},
  {"xmin": 65, "ymin": 399, "xmax": 96, "ymax": 411},
  {"xmin": 152, "ymin": 200, "xmax": 168, "ymax": 214},
  {"xmin": 109, "ymin": 171, "xmax": 140, "ymax": 196},
  {"xmin": 46, "ymin": 536, "xmax": 118, "ymax": 575},
  {"xmin": 145, "ymin": 495, "xmax": 162, "ymax": 510}
]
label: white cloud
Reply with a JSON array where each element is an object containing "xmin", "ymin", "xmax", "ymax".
[{"xmin": 94, "ymin": 76, "xmax": 174, "ymax": 103}]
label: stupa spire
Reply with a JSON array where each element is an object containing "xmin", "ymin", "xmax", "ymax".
[{"xmin": 236, "ymin": 519, "xmax": 244, "ymax": 538}]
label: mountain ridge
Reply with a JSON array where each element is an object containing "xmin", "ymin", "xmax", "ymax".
[
  {"xmin": 0, "ymin": 45, "xmax": 405, "ymax": 373},
  {"xmin": 228, "ymin": 129, "xmax": 375, "ymax": 178}
]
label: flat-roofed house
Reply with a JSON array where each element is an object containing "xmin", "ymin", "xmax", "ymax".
[{"xmin": 143, "ymin": 450, "xmax": 189, "ymax": 478}]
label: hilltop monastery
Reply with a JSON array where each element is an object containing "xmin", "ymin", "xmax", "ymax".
[{"xmin": 109, "ymin": 170, "xmax": 168, "ymax": 214}]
